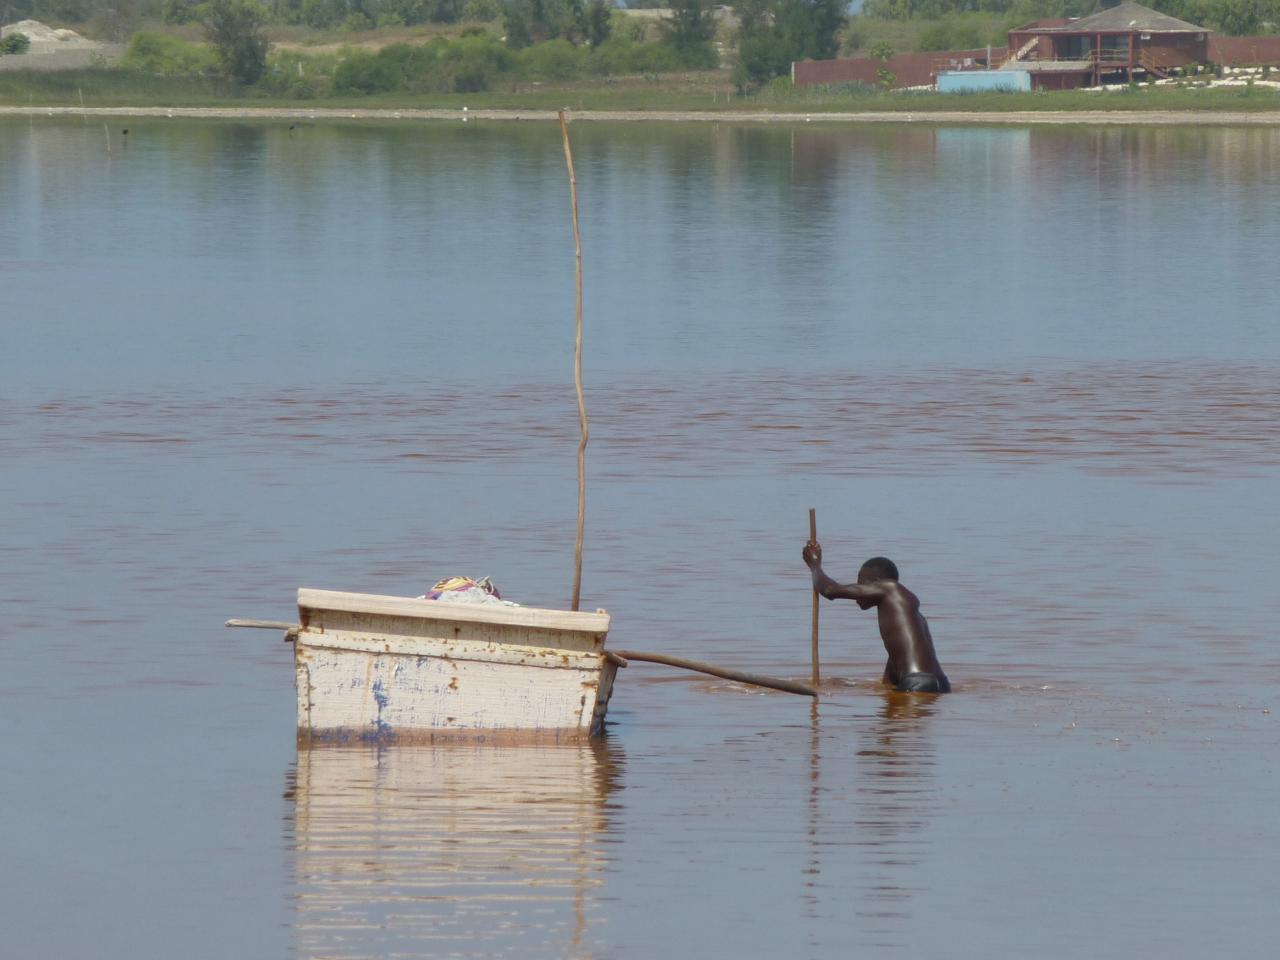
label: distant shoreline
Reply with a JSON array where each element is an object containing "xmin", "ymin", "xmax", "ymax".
[{"xmin": 6, "ymin": 105, "xmax": 1280, "ymax": 126}]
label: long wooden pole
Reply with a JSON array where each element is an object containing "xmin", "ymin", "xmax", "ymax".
[
  {"xmin": 226, "ymin": 620, "xmax": 814, "ymax": 696},
  {"xmin": 809, "ymin": 507, "xmax": 820, "ymax": 688},
  {"xmin": 225, "ymin": 618, "xmax": 299, "ymax": 641},
  {"xmin": 560, "ymin": 109, "xmax": 588, "ymax": 612},
  {"xmin": 226, "ymin": 618, "xmax": 295, "ymax": 630},
  {"xmin": 612, "ymin": 649, "xmax": 817, "ymax": 698}
]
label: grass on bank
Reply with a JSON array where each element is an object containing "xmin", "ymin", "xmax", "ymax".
[{"xmin": 5, "ymin": 65, "xmax": 1280, "ymax": 113}]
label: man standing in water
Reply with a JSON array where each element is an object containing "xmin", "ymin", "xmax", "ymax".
[{"xmin": 803, "ymin": 541, "xmax": 950, "ymax": 693}]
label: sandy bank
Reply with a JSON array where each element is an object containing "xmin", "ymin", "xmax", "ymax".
[{"xmin": 4, "ymin": 105, "xmax": 1280, "ymax": 125}]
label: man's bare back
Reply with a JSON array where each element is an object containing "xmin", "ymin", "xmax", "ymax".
[{"xmin": 803, "ymin": 541, "xmax": 950, "ymax": 693}]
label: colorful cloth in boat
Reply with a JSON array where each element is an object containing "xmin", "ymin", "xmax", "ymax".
[
  {"xmin": 426, "ymin": 576, "xmax": 487, "ymax": 599},
  {"xmin": 421, "ymin": 576, "xmax": 512, "ymax": 605}
]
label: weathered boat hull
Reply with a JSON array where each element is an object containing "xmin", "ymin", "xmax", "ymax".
[{"xmin": 294, "ymin": 589, "xmax": 616, "ymax": 741}]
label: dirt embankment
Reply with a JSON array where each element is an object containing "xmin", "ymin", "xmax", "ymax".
[{"xmin": 0, "ymin": 19, "xmax": 124, "ymax": 71}]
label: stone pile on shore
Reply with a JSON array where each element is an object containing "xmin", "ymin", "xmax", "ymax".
[{"xmin": 0, "ymin": 19, "xmax": 123, "ymax": 71}]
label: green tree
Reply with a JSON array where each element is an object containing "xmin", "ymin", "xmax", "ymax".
[
  {"xmin": 733, "ymin": 0, "xmax": 773, "ymax": 35},
  {"xmin": 863, "ymin": 0, "xmax": 949, "ymax": 17},
  {"xmin": 30, "ymin": 0, "xmax": 94, "ymax": 21},
  {"xmin": 198, "ymin": 0, "xmax": 271, "ymax": 85},
  {"xmin": 425, "ymin": 0, "xmax": 464, "ymax": 21},
  {"xmin": 374, "ymin": 0, "xmax": 424, "ymax": 24},
  {"xmin": 333, "ymin": 48, "xmax": 404, "ymax": 91},
  {"xmin": 520, "ymin": 36, "xmax": 585, "ymax": 76},
  {"xmin": 1150, "ymin": 0, "xmax": 1213, "ymax": 26},
  {"xmin": 123, "ymin": 30, "xmax": 218, "ymax": 74},
  {"xmin": 1210, "ymin": 0, "xmax": 1266, "ymax": 34},
  {"xmin": 915, "ymin": 17, "xmax": 983, "ymax": 51},
  {"xmin": 584, "ymin": 0, "xmax": 611, "ymax": 46},
  {"xmin": 915, "ymin": 21, "xmax": 952, "ymax": 49},
  {"xmin": 662, "ymin": 0, "xmax": 717, "ymax": 65},
  {"xmin": 502, "ymin": 0, "xmax": 585, "ymax": 47},
  {"xmin": 90, "ymin": 0, "xmax": 142, "ymax": 42},
  {"xmin": 298, "ymin": 0, "xmax": 343, "ymax": 26},
  {"xmin": 735, "ymin": 31, "xmax": 794, "ymax": 86},
  {"xmin": 461, "ymin": 0, "xmax": 503, "ymax": 18},
  {"xmin": 776, "ymin": 0, "xmax": 846, "ymax": 61},
  {"xmin": 503, "ymin": 3, "xmax": 532, "ymax": 46},
  {"xmin": 161, "ymin": 0, "xmax": 198, "ymax": 23},
  {"xmin": 734, "ymin": 0, "xmax": 844, "ymax": 86},
  {"xmin": 0, "ymin": 32, "xmax": 32, "ymax": 54}
]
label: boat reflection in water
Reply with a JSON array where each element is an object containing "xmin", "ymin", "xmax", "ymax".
[{"xmin": 286, "ymin": 738, "xmax": 623, "ymax": 959}]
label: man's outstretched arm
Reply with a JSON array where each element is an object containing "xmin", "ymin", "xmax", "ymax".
[{"xmin": 802, "ymin": 542, "xmax": 890, "ymax": 602}]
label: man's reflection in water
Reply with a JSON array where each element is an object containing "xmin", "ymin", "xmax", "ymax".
[
  {"xmin": 284, "ymin": 736, "xmax": 623, "ymax": 960},
  {"xmin": 853, "ymin": 692, "xmax": 940, "ymax": 938}
]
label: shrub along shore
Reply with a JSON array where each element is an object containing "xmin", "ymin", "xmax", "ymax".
[{"xmin": 3, "ymin": 11, "xmax": 1280, "ymax": 117}]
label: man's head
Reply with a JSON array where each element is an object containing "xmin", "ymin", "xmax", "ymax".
[
  {"xmin": 856, "ymin": 557, "xmax": 898, "ymax": 608},
  {"xmin": 858, "ymin": 557, "xmax": 899, "ymax": 582}
]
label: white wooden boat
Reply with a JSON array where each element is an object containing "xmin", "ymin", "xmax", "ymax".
[{"xmin": 293, "ymin": 588, "xmax": 617, "ymax": 741}]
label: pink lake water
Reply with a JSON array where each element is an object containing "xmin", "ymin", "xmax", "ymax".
[{"xmin": 2, "ymin": 118, "xmax": 1278, "ymax": 958}]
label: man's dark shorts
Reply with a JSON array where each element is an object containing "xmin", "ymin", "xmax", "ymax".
[{"xmin": 897, "ymin": 672, "xmax": 951, "ymax": 693}]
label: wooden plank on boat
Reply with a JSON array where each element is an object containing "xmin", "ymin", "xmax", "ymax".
[
  {"xmin": 299, "ymin": 588, "xmax": 610, "ymax": 635},
  {"xmin": 300, "ymin": 631, "xmax": 607, "ymax": 670}
]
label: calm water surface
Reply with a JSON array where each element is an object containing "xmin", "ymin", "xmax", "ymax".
[{"xmin": 2, "ymin": 118, "xmax": 1278, "ymax": 958}]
